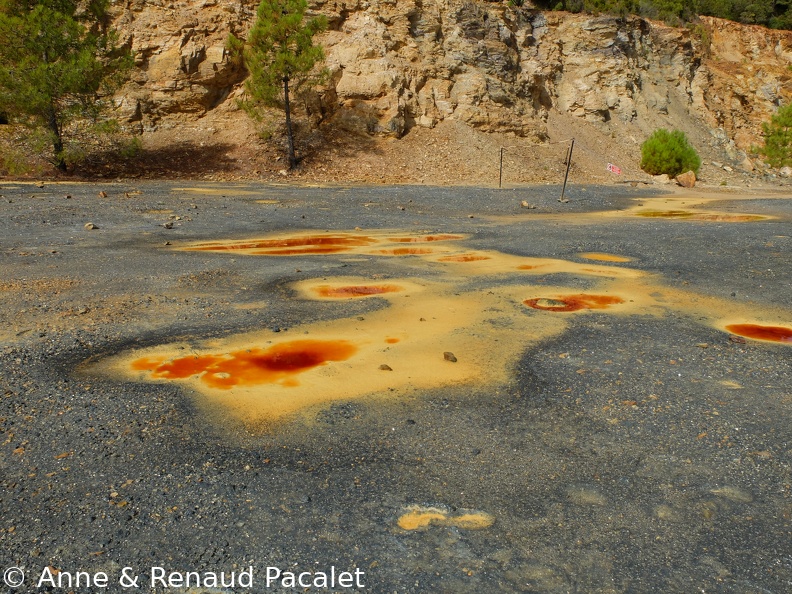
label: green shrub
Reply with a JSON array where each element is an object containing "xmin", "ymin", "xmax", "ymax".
[
  {"xmin": 640, "ymin": 129, "xmax": 701, "ymax": 177},
  {"xmin": 0, "ymin": 145, "xmax": 35, "ymax": 175},
  {"xmin": 117, "ymin": 136, "xmax": 142, "ymax": 159},
  {"xmin": 760, "ymin": 103, "xmax": 792, "ymax": 168}
]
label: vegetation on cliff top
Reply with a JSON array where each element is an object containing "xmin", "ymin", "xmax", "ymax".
[{"xmin": 533, "ymin": 0, "xmax": 792, "ymax": 29}]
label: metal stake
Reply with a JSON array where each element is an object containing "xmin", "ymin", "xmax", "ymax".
[
  {"xmin": 499, "ymin": 147, "xmax": 504, "ymax": 189},
  {"xmin": 559, "ymin": 138, "xmax": 574, "ymax": 203}
]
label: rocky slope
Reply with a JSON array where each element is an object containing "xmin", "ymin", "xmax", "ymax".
[{"xmin": 101, "ymin": 1, "xmax": 792, "ymax": 181}]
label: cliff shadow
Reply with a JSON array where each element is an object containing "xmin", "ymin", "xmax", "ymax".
[
  {"xmin": 76, "ymin": 142, "xmax": 240, "ymax": 180},
  {"xmin": 300, "ymin": 126, "xmax": 386, "ymax": 169}
]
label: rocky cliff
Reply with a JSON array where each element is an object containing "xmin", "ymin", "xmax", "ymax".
[{"xmin": 107, "ymin": 0, "xmax": 792, "ymax": 175}]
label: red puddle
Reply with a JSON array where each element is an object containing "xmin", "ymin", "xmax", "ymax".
[
  {"xmin": 725, "ymin": 323, "xmax": 792, "ymax": 343},
  {"xmin": 388, "ymin": 235, "xmax": 464, "ymax": 243},
  {"xmin": 251, "ymin": 246, "xmax": 350, "ymax": 255},
  {"xmin": 385, "ymin": 337, "xmax": 400, "ymax": 344},
  {"xmin": 190, "ymin": 235, "xmax": 377, "ymax": 255},
  {"xmin": 376, "ymin": 248, "xmax": 435, "ymax": 256},
  {"xmin": 131, "ymin": 340, "xmax": 358, "ymax": 388},
  {"xmin": 438, "ymin": 254, "xmax": 491, "ymax": 262},
  {"xmin": 524, "ymin": 294, "xmax": 625, "ymax": 312},
  {"xmin": 517, "ymin": 265, "xmax": 542, "ymax": 270},
  {"xmin": 314, "ymin": 284, "xmax": 403, "ymax": 298}
]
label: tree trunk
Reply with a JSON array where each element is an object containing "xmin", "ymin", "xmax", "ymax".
[
  {"xmin": 48, "ymin": 105, "xmax": 67, "ymax": 172},
  {"xmin": 283, "ymin": 76, "xmax": 297, "ymax": 170}
]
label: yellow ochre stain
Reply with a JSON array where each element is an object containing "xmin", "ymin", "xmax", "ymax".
[
  {"xmin": 397, "ymin": 507, "xmax": 495, "ymax": 531},
  {"xmin": 172, "ymin": 187, "xmax": 262, "ymax": 196},
  {"xmin": 484, "ymin": 194, "xmax": 776, "ymax": 226},
  {"xmin": 579, "ymin": 252, "xmax": 633, "ymax": 263},
  {"xmin": 97, "ymin": 225, "xmax": 792, "ymax": 430}
]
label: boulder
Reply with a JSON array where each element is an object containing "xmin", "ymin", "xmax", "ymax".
[
  {"xmin": 738, "ymin": 157, "xmax": 754, "ymax": 172},
  {"xmin": 676, "ymin": 170, "xmax": 696, "ymax": 187}
]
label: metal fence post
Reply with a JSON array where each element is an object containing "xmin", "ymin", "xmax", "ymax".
[
  {"xmin": 559, "ymin": 138, "xmax": 574, "ymax": 203},
  {"xmin": 499, "ymin": 147, "xmax": 504, "ymax": 189}
]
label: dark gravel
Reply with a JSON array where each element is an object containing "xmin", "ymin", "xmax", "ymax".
[{"xmin": 0, "ymin": 181, "xmax": 790, "ymax": 594}]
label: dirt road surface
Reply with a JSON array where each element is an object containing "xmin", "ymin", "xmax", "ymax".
[{"xmin": 1, "ymin": 181, "xmax": 790, "ymax": 593}]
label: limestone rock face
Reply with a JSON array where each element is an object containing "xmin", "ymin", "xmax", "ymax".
[
  {"xmin": 109, "ymin": 1, "xmax": 792, "ymax": 151},
  {"xmin": 693, "ymin": 17, "xmax": 792, "ymax": 151},
  {"xmin": 109, "ymin": 0, "xmax": 253, "ymax": 131}
]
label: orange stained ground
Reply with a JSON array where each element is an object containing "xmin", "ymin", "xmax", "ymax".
[
  {"xmin": 131, "ymin": 339, "xmax": 357, "ymax": 389},
  {"xmin": 689, "ymin": 214, "xmax": 767, "ymax": 222},
  {"xmin": 188, "ymin": 234, "xmax": 377, "ymax": 255},
  {"xmin": 579, "ymin": 253, "xmax": 633, "ymax": 263},
  {"xmin": 437, "ymin": 254, "xmax": 492, "ymax": 262},
  {"xmin": 376, "ymin": 248, "xmax": 435, "ymax": 256},
  {"xmin": 637, "ymin": 210, "xmax": 695, "ymax": 218},
  {"xmin": 637, "ymin": 211, "xmax": 766, "ymax": 222},
  {"xmin": 184, "ymin": 232, "xmax": 469, "ymax": 257},
  {"xmin": 725, "ymin": 323, "xmax": 792, "ymax": 343},
  {"xmin": 396, "ymin": 507, "xmax": 495, "ymax": 531},
  {"xmin": 313, "ymin": 284, "xmax": 404, "ymax": 298},
  {"xmin": 388, "ymin": 234, "xmax": 465, "ymax": 243},
  {"xmin": 114, "ymin": 218, "xmax": 791, "ymax": 428},
  {"xmin": 524, "ymin": 294, "xmax": 625, "ymax": 312}
]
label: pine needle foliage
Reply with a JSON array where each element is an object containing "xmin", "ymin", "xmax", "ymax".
[
  {"xmin": 640, "ymin": 129, "xmax": 701, "ymax": 177},
  {"xmin": 241, "ymin": 0, "xmax": 327, "ymax": 169},
  {"xmin": 0, "ymin": 0, "xmax": 132, "ymax": 171},
  {"xmin": 535, "ymin": 0, "xmax": 792, "ymax": 30},
  {"xmin": 760, "ymin": 103, "xmax": 792, "ymax": 168}
]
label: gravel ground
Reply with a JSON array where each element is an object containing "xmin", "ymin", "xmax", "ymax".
[{"xmin": 0, "ymin": 181, "xmax": 790, "ymax": 594}]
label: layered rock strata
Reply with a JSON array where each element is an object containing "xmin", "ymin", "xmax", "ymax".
[{"xmin": 108, "ymin": 0, "xmax": 792, "ymax": 152}]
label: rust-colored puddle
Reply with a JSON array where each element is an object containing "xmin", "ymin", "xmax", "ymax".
[
  {"xmin": 183, "ymin": 232, "xmax": 466, "ymax": 258},
  {"xmin": 579, "ymin": 253, "xmax": 632, "ymax": 263},
  {"xmin": 637, "ymin": 210, "xmax": 695, "ymax": 219},
  {"xmin": 637, "ymin": 210, "xmax": 766, "ymax": 222},
  {"xmin": 187, "ymin": 234, "xmax": 377, "ymax": 255},
  {"xmin": 725, "ymin": 323, "xmax": 792, "ymax": 343},
  {"xmin": 524, "ymin": 294, "xmax": 625, "ymax": 312},
  {"xmin": 388, "ymin": 235, "xmax": 464, "ymax": 243},
  {"xmin": 101, "ymin": 223, "xmax": 791, "ymax": 429},
  {"xmin": 313, "ymin": 284, "xmax": 404, "ymax": 299},
  {"xmin": 397, "ymin": 506, "xmax": 495, "ymax": 531},
  {"xmin": 131, "ymin": 340, "xmax": 357, "ymax": 389},
  {"xmin": 376, "ymin": 248, "xmax": 435, "ymax": 256}
]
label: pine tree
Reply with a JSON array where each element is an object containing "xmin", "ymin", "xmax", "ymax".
[
  {"xmin": 0, "ymin": 0, "xmax": 132, "ymax": 171},
  {"xmin": 241, "ymin": 0, "xmax": 327, "ymax": 169},
  {"xmin": 760, "ymin": 103, "xmax": 792, "ymax": 168}
]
